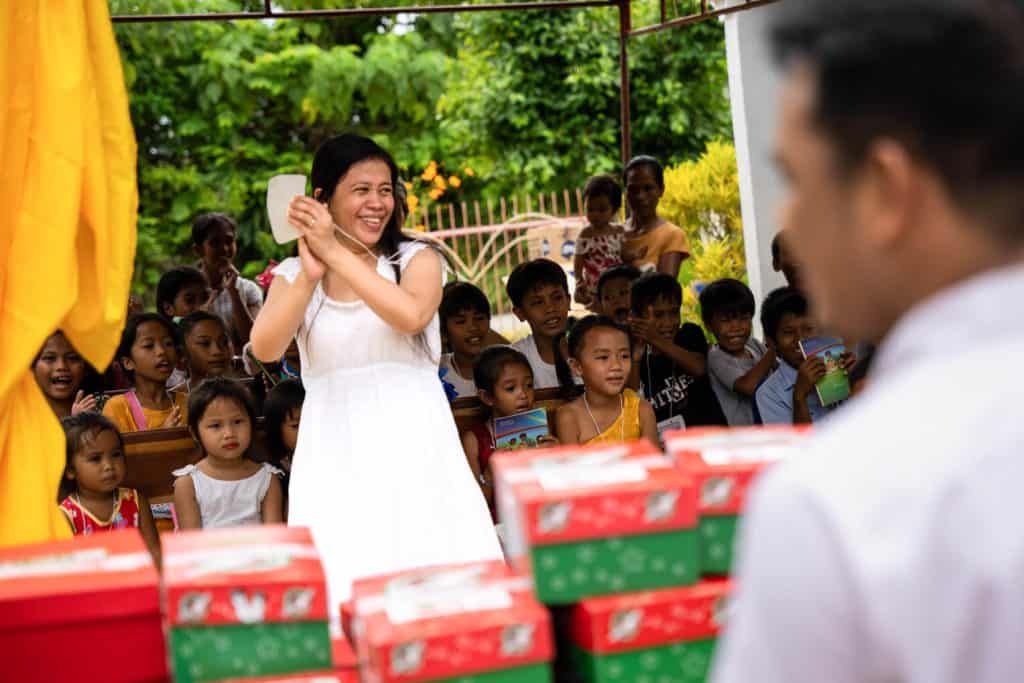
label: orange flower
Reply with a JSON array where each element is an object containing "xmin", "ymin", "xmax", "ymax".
[
  {"xmin": 448, "ymin": 175, "xmax": 461, "ymax": 188},
  {"xmin": 421, "ymin": 161, "xmax": 438, "ymax": 182},
  {"xmin": 429, "ymin": 187, "xmax": 444, "ymax": 200},
  {"xmin": 463, "ymin": 167, "xmax": 475, "ymax": 177},
  {"xmin": 433, "ymin": 175, "xmax": 447, "ymax": 190},
  {"xmin": 407, "ymin": 194, "xmax": 420, "ymax": 211},
  {"xmin": 403, "ymin": 181, "xmax": 413, "ymax": 191},
  {"xmin": 415, "ymin": 223, "xmax": 427, "ymax": 232}
]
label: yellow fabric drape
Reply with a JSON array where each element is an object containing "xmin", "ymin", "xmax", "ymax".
[{"xmin": 0, "ymin": 2, "xmax": 137, "ymax": 546}]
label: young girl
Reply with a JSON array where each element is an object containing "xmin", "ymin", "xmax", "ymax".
[
  {"xmin": 573, "ymin": 174, "xmax": 625, "ymax": 309},
  {"xmin": 173, "ymin": 378, "xmax": 284, "ymax": 529},
  {"xmin": 178, "ymin": 311, "xmax": 236, "ymax": 390},
  {"xmin": 555, "ymin": 316, "xmax": 659, "ymax": 444},
  {"xmin": 192, "ymin": 212, "xmax": 263, "ymax": 346},
  {"xmin": 620, "ymin": 156, "xmax": 690, "ymax": 279},
  {"xmin": 33, "ymin": 331, "xmax": 102, "ymax": 418},
  {"xmin": 59, "ymin": 413, "xmax": 161, "ymax": 565},
  {"xmin": 103, "ymin": 314, "xmax": 189, "ymax": 432},
  {"xmin": 460, "ymin": 346, "xmax": 557, "ymax": 517},
  {"xmin": 263, "ymin": 378, "xmax": 304, "ymax": 501}
]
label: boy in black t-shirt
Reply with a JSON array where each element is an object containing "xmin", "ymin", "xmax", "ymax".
[{"xmin": 629, "ymin": 273, "xmax": 727, "ymax": 440}]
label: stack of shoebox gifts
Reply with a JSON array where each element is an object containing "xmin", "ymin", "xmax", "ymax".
[{"xmin": 0, "ymin": 427, "xmax": 806, "ymax": 683}]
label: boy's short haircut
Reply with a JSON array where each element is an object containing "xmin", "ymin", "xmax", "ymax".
[
  {"xmin": 473, "ymin": 345, "xmax": 532, "ymax": 395},
  {"xmin": 760, "ymin": 287, "xmax": 809, "ymax": 342},
  {"xmin": 631, "ymin": 272, "xmax": 683, "ymax": 316},
  {"xmin": 157, "ymin": 266, "xmax": 208, "ymax": 315},
  {"xmin": 624, "ymin": 155, "xmax": 665, "ymax": 189},
  {"xmin": 440, "ymin": 281, "xmax": 491, "ymax": 328},
  {"xmin": 506, "ymin": 259, "xmax": 569, "ymax": 308},
  {"xmin": 583, "ymin": 174, "xmax": 623, "ymax": 212},
  {"xmin": 597, "ymin": 264, "xmax": 642, "ymax": 301},
  {"xmin": 191, "ymin": 212, "xmax": 237, "ymax": 247},
  {"xmin": 699, "ymin": 278, "xmax": 756, "ymax": 327}
]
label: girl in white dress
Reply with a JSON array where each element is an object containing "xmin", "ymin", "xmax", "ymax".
[{"xmin": 250, "ymin": 134, "xmax": 501, "ymax": 605}]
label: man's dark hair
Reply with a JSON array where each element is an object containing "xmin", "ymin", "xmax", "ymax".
[
  {"xmin": 156, "ymin": 266, "xmax": 208, "ymax": 317},
  {"xmin": 760, "ymin": 287, "xmax": 809, "ymax": 342},
  {"xmin": 699, "ymin": 279, "xmax": 755, "ymax": 327},
  {"xmin": 440, "ymin": 281, "xmax": 491, "ymax": 329},
  {"xmin": 506, "ymin": 259, "xmax": 569, "ymax": 308},
  {"xmin": 596, "ymin": 264, "xmax": 642, "ymax": 301},
  {"xmin": 771, "ymin": 0, "xmax": 1024, "ymax": 242},
  {"xmin": 631, "ymin": 273, "xmax": 682, "ymax": 316},
  {"xmin": 583, "ymin": 174, "xmax": 623, "ymax": 212}
]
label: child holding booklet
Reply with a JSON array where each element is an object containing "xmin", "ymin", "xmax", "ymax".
[
  {"xmin": 460, "ymin": 346, "xmax": 557, "ymax": 518},
  {"xmin": 554, "ymin": 316, "xmax": 658, "ymax": 445}
]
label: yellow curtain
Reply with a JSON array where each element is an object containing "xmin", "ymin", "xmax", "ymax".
[{"xmin": 0, "ymin": 2, "xmax": 137, "ymax": 546}]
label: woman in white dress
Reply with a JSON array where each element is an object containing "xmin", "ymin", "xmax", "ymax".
[{"xmin": 250, "ymin": 134, "xmax": 501, "ymax": 604}]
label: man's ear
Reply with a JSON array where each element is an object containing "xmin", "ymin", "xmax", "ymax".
[{"xmin": 857, "ymin": 138, "xmax": 920, "ymax": 251}]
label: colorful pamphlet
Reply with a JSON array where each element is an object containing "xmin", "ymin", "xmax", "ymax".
[
  {"xmin": 494, "ymin": 408, "xmax": 550, "ymax": 450},
  {"xmin": 798, "ymin": 336, "xmax": 850, "ymax": 406}
]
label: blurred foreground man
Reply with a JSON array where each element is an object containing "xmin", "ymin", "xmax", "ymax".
[{"xmin": 712, "ymin": 2, "xmax": 1024, "ymax": 682}]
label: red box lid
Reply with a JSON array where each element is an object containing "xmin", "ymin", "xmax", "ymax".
[
  {"xmin": 219, "ymin": 673, "xmax": 353, "ymax": 682},
  {"xmin": 492, "ymin": 441, "xmax": 696, "ymax": 548},
  {"xmin": 665, "ymin": 427, "xmax": 810, "ymax": 514},
  {"xmin": 570, "ymin": 579, "xmax": 732, "ymax": 654},
  {"xmin": 0, "ymin": 529, "xmax": 159, "ymax": 630},
  {"xmin": 333, "ymin": 636, "xmax": 358, "ymax": 669},
  {"xmin": 352, "ymin": 561, "xmax": 553, "ymax": 683},
  {"xmin": 163, "ymin": 525, "xmax": 327, "ymax": 626}
]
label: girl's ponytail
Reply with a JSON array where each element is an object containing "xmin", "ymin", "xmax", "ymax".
[{"xmin": 552, "ymin": 330, "xmax": 576, "ymax": 390}]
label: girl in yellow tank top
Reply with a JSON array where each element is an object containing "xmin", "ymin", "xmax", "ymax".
[{"xmin": 553, "ymin": 316, "xmax": 659, "ymax": 445}]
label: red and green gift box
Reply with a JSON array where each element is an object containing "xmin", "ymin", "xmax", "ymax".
[
  {"xmin": 665, "ymin": 426, "xmax": 810, "ymax": 575},
  {"xmin": 492, "ymin": 441, "xmax": 699, "ymax": 604},
  {"xmin": 0, "ymin": 529, "xmax": 167, "ymax": 683},
  {"xmin": 351, "ymin": 560, "xmax": 554, "ymax": 683},
  {"xmin": 163, "ymin": 525, "xmax": 332, "ymax": 683},
  {"xmin": 568, "ymin": 579, "xmax": 732, "ymax": 683}
]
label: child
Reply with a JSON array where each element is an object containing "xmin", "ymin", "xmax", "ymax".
[
  {"xmin": 573, "ymin": 174, "xmax": 625, "ymax": 309},
  {"xmin": 555, "ymin": 316, "xmax": 658, "ymax": 444},
  {"xmin": 156, "ymin": 266, "xmax": 212, "ymax": 321},
  {"xmin": 178, "ymin": 311, "xmax": 236, "ymax": 390},
  {"xmin": 263, "ymin": 378, "xmax": 304, "ymax": 500},
  {"xmin": 771, "ymin": 231, "xmax": 803, "ymax": 291},
  {"xmin": 103, "ymin": 314, "xmax": 189, "ymax": 432},
  {"xmin": 629, "ymin": 274, "xmax": 727, "ymax": 438},
  {"xmin": 460, "ymin": 346, "xmax": 555, "ymax": 518},
  {"xmin": 700, "ymin": 279, "xmax": 777, "ymax": 426},
  {"xmin": 621, "ymin": 156, "xmax": 690, "ymax": 278},
  {"xmin": 173, "ymin": 378, "xmax": 284, "ymax": 529},
  {"xmin": 439, "ymin": 282, "xmax": 492, "ymax": 400},
  {"xmin": 508, "ymin": 259, "xmax": 577, "ymax": 390},
  {"xmin": 32, "ymin": 331, "xmax": 102, "ymax": 418},
  {"xmin": 594, "ymin": 264, "xmax": 641, "ymax": 325},
  {"xmin": 59, "ymin": 413, "xmax": 161, "ymax": 564},
  {"xmin": 192, "ymin": 212, "xmax": 263, "ymax": 346}
]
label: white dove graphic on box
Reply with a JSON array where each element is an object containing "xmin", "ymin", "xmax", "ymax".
[
  {"xmin": 230, "ymin": 589, "xmax": 267, "ymax": 623},
  {"xmin": 282, "ymin": 587, "xmax": 316, "ymax": 619},
  {"xmin": 501, "ymin": 623, "xmax": 535, "ymax": 656},
  {"xmin": 609, "ymin": 608, "xmax": 643, "ymax": 642},
  {"xmin": 538, "ymin": 501, "xmax": 572, "ymax": 534},
  {"xmin": 391, "ymin": 640, "xmax": 425, "ymax": 674},
  {"xmin": 644, "ymin": 491, "xmax": 678, "ymax": 522},
  {"xmin": 178, "ymin": 592, "xmax": 213, "ymax": 623}
]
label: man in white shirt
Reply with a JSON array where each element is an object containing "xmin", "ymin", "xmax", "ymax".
[{"xmin": 712, "ymin": 2, "xmax": 1024, "ymax": 682}]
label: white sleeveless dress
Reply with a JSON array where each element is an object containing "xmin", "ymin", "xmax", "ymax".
[{"xmin": 273, "ymin": 243, "xmax": 502, "ymax": 605}]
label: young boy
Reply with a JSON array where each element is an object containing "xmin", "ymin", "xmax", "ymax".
[
  {"xmin": 439, "ymin": 282, "xmax": 493, "ymax": 400},
  {"xmin": 594, "ymin": 264, "xmax": 641, "ymax": 325},
  {"xmin": 771, "ymin": 230, "xmax": 803, "ymax": 291},
  {"xmin": 754, "ymin": 287, "xmax": 827, "ymax": 424},
  {"xmin": 630, "ymin": 273, "xmax": 727, "ymax": 439},
  {"xmin": 507, "ymin": 259, "xmax": 575, "ymax": 390},
  {"xmin": 157, "ymin": 266, "xmax": 211, "ymax": 321},
  {"xmin": 700, "ymin": 278, "xmax": 776, "ymax": 426}
]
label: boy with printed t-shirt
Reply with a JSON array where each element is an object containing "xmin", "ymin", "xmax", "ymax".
[
  {"xmin": 507, "ymin": 259, "xmax": 577, "ymax": 390},
  {"xmin": 629, "ymin": 273, "xmax": 726, "ymax": 440}
]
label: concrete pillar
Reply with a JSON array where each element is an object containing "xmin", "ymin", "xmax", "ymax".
[{"xmin": 719, "ymin": 2, "xmax": 788, "ymax": 313}]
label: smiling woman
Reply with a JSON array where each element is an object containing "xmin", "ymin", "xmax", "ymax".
[{"xmin": 249, "ymin": 134, "xmax": 502, "ymax": 609}]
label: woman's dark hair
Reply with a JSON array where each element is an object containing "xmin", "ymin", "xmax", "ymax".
[
  {"xmin": 583, "ymin": 173, "xmax": 623, "ymax": 212},
  {"xmin": 192, "ymin": 212, "xmax": 237, "ymax": 247},
  {"xmin": 306, "ymin": 134, "xmax": 446, "ymax": 359},
  {"xmin": 116, "ymin": 313, "xmax": 180, "ymax": 367},
  {"xmin": 553, "ymin": 315, "xmax": 631, "ymax": 388},
  {"xmin": 156, "ymin": 266, "xmax": 208, "ymax": 318},
  {"xmin": 440, "ymin": 281, "xmax": 491, "ymax": 331},
  {"xmin": 771, "ymin": 0, "xmax": 1024, "ymax": 243},
  {"xmin": 178, "ymin": 310, "xmax": 229, "ymax": 341},
  {"xmin": 187, "ymin": 377, "xmax": 258, "ymax": 454},
  {"xmin": 624, "ymin": 155, "xmax": 665, "ymax": 190},
  {"xmin": 631, "ymin": 272, "xmax": 683, "ymax": 316},
  {"xmin": 473, "ymin": 346, "xmax": 533, "ymax": 395},
  {"xmin": 263, "ymin": 378, "xmax": 305, "ymax": 463},
  {"xmin": 698, "ymin": 279, "xmax": 756, "ymax": 327},
  {"xmin": 760, "ymin": 287, "xmax": 809, "ymax": 342},
  {"xmin": 59, "ymin": 412, "xmax": 124, "ymax": 501}
]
